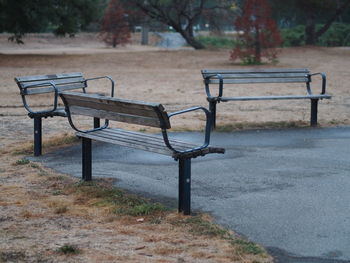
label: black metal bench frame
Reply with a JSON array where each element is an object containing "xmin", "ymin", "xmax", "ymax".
[
  {"xmin": 15, "ymin": 73, "xmax": 115, "ymax": 156},
  {"xmin": 202, "ymin": 68, "xmax": 331, "ymax": 128},
  {"xmin": 59, "ymin": 91, "xmax": 225, "ymax": 215}
]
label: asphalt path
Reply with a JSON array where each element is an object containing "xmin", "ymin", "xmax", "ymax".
[{"xmin": 30, "ymin": 126, "xmax": 350, "ymax": 263}]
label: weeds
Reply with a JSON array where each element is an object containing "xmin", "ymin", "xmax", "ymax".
[
  {"xmin": 57, "ymin": 244, "xmax": 80, "ymax": 255},
  {"xmin": 173, "ymin": 214, "xmax": 267, "ymax": 257},
  {"xmin": 232, "ymin": 239, "xmax": 265, "ymax": 255},
  {"xmin": 68, "ymin": 181, "xmax": 166, "ymax": 216},
  {"xmin": 14, "ymin": 159, "xmax": 30, "ymax": 165}
]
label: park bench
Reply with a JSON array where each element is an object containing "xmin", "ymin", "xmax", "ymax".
[
  {"xmin": 59, "ymin": 91, "xmax": 225, "ymax": 215},
  {"xmin": 15, "ymin": 72, "xmax": 114, "ymax": 156},
  {"xmin": 201, "ymin": 68, "xmax": 331, "ymax": 128}
]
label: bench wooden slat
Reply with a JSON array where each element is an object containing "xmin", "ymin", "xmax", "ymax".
[
  {"xmin": 77, "ymin": 130, "xmax": 174, "ymax": 156},
  {"xmin": 219, "ymin": 94, "xmax": 332, "ymax": 102},
  {"xmin": 77, "ymin": 128, "xmax": 209, "ymax": 156},
  {"xmin": 207, "ymin": 78, "xmax": 308, "ymax": 84},
  {"xmin": 62, "ymin": 91, "xmax": 164, "ymax": 109},
  {"xmin": 22, "ymin": 83, "xmax": 86, "ymax": 95},
  {"xmin": 95, "ymin": 131, "xmax": 191, "ymax": 153},
  {"xmin": 61, "ymin": 92, "xmax": 171, "ymax": 129},
  {"xmin": 106, "ymin": 128, "xmax": 199, "ymax": 148},
  {"xmin": 64, "ymin": 96, "xmax": 161, "ymax": 119},
  {"xmin": 203, "ymin": 73, "xmax": 308, "ymax": 79},
  {"xmin": 99, "ymin": 128, "xmax": 198, "ymax": 150},
  {"xmin": 21, "ymin": 77, "xmax": 85, "ymax": 89},
  {"xmin": 15, "ymin": 72, "xmax": 83, "ymax": 82},
  {"xmin": 70, "ymin": 106, "xmax": 164, "ymax": 128},
  {"xmin": 202, "ymin": 68, "xmax": 309, "ymax": 75}
]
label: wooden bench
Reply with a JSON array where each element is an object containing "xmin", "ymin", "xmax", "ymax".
[
  {"xmin": 201, "ymin": 68, "xmax": 331, "ymax": 128},
  {"xmin": 15, "ymin": 72, "xmax": 115, "ymax": 156},
  {"xmin": 59, "ymin": 91, "xmax": 225, "ymax": 215}
]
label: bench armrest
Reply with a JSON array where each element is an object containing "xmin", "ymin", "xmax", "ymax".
[
  {"xmin": 84, "ymin": 76, "xmax": 115, "ymax": 97},
  {"xmin": 307, "ymin": 72, "xmax": 327, "ymax": 95},
  {"xmin": 161, "ymin": 106, "xmax": 212, "ymax": 154},
  {"xmin": 20, "ymin": 81, "xmax": 59, "ymax": 116},
  {"xmin": 204, "ymin": 74, "xmax": 224, "ymax": 101}
]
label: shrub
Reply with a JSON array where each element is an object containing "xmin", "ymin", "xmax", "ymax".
[
  {"xmin": 100, "ymin": 0, "xmax": 130, "ymax": 47},
  {"xmin": 318, "ymin": 23, "xmax": 350, "ymax": 46},
  {"xmin": 281, "ymin": 23, "xmax": 350, "ymax": 47},
  {"xmin": 281, "ymin": 25, "xmax": 305, "ymax": 47},
  {"xmin": 230, "ymin": 0, "xmax": 282, "ymax": 64},
  {"xmin": 196, "ymin": 35, "xmax": 237, "ymax": 49}
]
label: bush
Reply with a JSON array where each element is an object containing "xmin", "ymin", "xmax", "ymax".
[
  {"xmin": 281, "ymin": 23, "xmax": 350, "ymax": 47},
  {"xmin": 318, "ymin": 23, "xmax": 350, "ymax": 46},
  {"xmin": 281, "ymin": 25, "xmax": 305, "ymax": 47},
  {"xmin": 196, "ymin": 35, "xmax": 237, "ymax": 49}
]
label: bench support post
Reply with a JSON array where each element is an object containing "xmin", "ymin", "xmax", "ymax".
[
  {"xmin": 310, "ymin": 99, "xmax": 319, "ymax": 127},
  {"xmin": 82, "ymin": 138, "xmax": 92, "ymax": 181},
  {"xmin": 93, "ymin": 117, "xmax": 100, "ymax": 129},
  {"xmin": 178, "ymin": 158, "xmax": 191, "ymax": 215},
  {"xmin": 33, "ymin": 117, "xmax": 42, "ymax": 156},
  {"xmin": 209, "ymin": 101, "xmax": 217, "ymax": 130}
]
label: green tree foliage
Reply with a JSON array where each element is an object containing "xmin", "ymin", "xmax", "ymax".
[
  {"xmin": 271, "ymin": 0, "xmax": 350, "ymax": 45},
  {"xmin": 0, "ymin": 0, "xmax": 103, "ymax": 43}
]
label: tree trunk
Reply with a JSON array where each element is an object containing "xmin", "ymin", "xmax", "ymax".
[
  {"xmin": 254, "ymin": 25, "xmax": 261, "ymax": 63},
  {"xmin": 305, "ymin": 13, "xmax": 316, "ymax": 45},
  {"xmin": 173, "ymin": 23, "xmax": 205, "ymax": 49},
  {"xmin": 181, "ymin": 31, "xmax": 205, "ymax": 49}
]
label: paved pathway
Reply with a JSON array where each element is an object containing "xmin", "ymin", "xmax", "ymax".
[
  {"xmin": 156, "ymin": 32, "xmax": 187, "ymax": 48},
  {"xmin": 31, "ymin": 127, "xmax": 350, "ymax": 263}
]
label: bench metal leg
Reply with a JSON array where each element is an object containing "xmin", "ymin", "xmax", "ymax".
[
  {"xmin": 178, "ymin": 158, "xmax": 191, "ymax": 215},
  {"xmin": 33, "ymin": 117, "xmax": 42, "ymax": 156},
  {"xmin": 209, "ymin": 101, "xmax": 217, "ymax": 130},
  {"xmin": 310, "ymin": 99, "xmax": 319, "ymax": 127},
  {"xmin": 82, "ymin": 138, "xmax": 92, "ymax": 181},
  {"xmin": 93, "ymin": 117, "xmax": 100, "ymax": 129}
]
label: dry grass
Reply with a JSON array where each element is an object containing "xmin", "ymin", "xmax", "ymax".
[{"xmin": 0, "ymin": 139, "xmax": 272, "ymax": 263}]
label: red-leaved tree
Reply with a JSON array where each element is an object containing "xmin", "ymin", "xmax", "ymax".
[
  {"xmin": 100, "ymin": 0, "xmax": 131, "ymax": 47},
  {"xmin": 230, "ymin": 0, "xmax": 282, "ymax": 64}
]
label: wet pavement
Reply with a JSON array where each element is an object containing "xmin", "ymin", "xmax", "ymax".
[{"xmin": 30, "ymin": 126, "xmax": 350, "ymax": 263}]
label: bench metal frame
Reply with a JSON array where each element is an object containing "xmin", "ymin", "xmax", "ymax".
[
  {"xmin": 202, "ymin": 68, "xmax": 331, "ymax": 128},
  {"xmin": 15, "ymin": 73, "xmax": 115, "ymax": 156},
  {"xmin": 60, "ymin": 91, "xmax": 225, "ymax": 215}
]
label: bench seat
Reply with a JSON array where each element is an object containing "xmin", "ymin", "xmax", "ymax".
[
  {"xmin": 77, "ymin": 128, "xmax": 224, "ymax": 159},
  {"xmin": 217, "ymin": 94, "xmax": 332, "ymax": 102}
]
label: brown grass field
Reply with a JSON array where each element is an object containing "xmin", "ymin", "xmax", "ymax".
[{"xmin": 0, "ymin": 33, "xmax": 349, "ymax": 262}]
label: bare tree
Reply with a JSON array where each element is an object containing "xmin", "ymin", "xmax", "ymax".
[{"xmin": 125, "ymin": 0, "xmax": 235, "ymax": 49}]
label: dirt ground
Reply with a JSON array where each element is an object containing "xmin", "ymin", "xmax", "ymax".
[{"xmin": 0, "ymin": 33, "xmax": 349, "ymax": 262}]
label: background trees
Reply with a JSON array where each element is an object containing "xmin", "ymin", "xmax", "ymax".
[
  {"xmin": 271, "ymin": 0, "xmax": 350, "ymax": 45},
  {"xmin": 1, "ymin": 0, "xmax": 350, "ymax": 49},
  {"xmin": 0, "ymin": 0, "xmax": 103, "ymax": 43},
  {"xmin": 121, "ymin": 0, "xmax": 237, "ymax": 49},
  {"xmin": 100, "ymin": 0, "xmax": 131, "ymax": 47},
  {"xmin": 230, "ymin": 0, "xmax": 281, "ymax": 64}
]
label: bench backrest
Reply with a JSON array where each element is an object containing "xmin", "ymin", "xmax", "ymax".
[
  {"xmin": 60, "ymin": 91, "xmax": 171, "ymax": 129},
  {"xmin": 15, "ymin": 72, "xmax": 86, "ymax": 95},
  {"xmin": 202, "ymin": 68, "xmax": 310, "ymax": 84}
]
